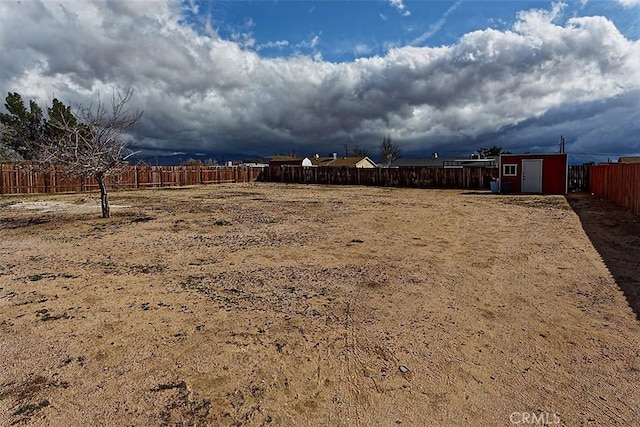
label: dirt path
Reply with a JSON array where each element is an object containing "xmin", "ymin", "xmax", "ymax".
[{"xmin": 1, "ymin": 184, "xmax": 638, "ymax": 426}]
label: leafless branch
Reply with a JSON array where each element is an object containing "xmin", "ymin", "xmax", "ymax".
[{"xmin": 35, "ymin": 88, "xmax": 142, "ymax": 217}]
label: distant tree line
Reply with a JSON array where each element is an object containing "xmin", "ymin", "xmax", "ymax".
[
  {"xmin": 477, "ymin": 145, "xmax": 510, "ymax": 157},
  {"xmin": 180, "ymin": 157, "xmax": 218, "ymax": 166}
]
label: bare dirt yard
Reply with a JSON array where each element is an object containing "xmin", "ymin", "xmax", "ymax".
[{"xmin": 1, "ymin": 184, "xmax": 638, "ymax": 426}]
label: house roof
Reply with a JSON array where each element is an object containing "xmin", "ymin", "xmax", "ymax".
[
  {"xmin": 457, "ymin": 159, "xmax": 498, "ymax": 168},
  {"xmin": 328, "ymin": 156, "xmax": 376, "ymax": 167},
  {"xmin": 618, "ymin": 156, "xmax": 640, "ymax": 163},
  {"xmin": 310, "ymin": 156, "xmax": 336, "ymax": 166},
  {"xmin": 309, "ymin": 156, "xmax": 376, "ymax": 167},
  {"xmin": 269, "ymin": 157, "xmax": 304, "ymax": 166},
  {"xmin": 390, "ymin": 158, "xmax": 448, "ymax": 167},
  {"xmin": 390, "ymin": 157, "xmax": 497, "ymax": 168}
]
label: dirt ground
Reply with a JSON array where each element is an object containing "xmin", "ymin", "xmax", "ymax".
[{"xmin": 1, "ymin": 184, "xmax": 638, "ymax": 426}]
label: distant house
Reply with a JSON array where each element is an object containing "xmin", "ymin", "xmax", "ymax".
[
  {"xmin": 302, "ymin": 153, "xmax": 377, "ymax": 168},
  {"xmin": 389, "ymin": 158, "xmax": 445, "ymax": 168},
  {"xmin": 499, "ymin": 153, "xmax": 568, "ymax": 194},
  {"xmin": 240, "ymin": 162, "xmax": 269, "ymax": 168},
  {"xmin": 390, "ymin": 154, "xmax": 497, "ymax": 169},
  {"xmin": 269, "ymin": 157, "xmax": 305, "ymax": 168},
  {"xmin": 618, "ymin": 156, "xmax": 640, "ymax": 163}
]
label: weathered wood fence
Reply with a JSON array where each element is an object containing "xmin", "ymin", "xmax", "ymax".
[
  {"xmin": 265, "ymin": 165, "xmax": 498, "ymax": 189},
  {"xmin": 0, "ymin": 164, "xmax": 265, "ymax": 195},
  {"xmin": 590, "ymin": 163, "xmax": 640, "ymax": 216},
  {"xmin": 568, "ymin": 164, "xmax": 591, "ymax": 192}
]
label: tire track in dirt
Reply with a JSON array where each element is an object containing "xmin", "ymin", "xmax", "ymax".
[{"xmin": 2, "ymin": 186, "xmax": 639, "ymax": 426}]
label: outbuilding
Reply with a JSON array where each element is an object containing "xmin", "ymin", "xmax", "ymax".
[{"xmin": 499, "ymin": 153, "xmax": 568, "ymax": 194}]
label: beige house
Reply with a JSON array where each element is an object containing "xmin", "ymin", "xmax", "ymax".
[{"xmin": 302, "ymin": 154, "xmax": 377, "ymax": 168}]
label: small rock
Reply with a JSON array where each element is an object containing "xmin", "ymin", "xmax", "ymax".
[{"xmin": 399, "ymin": 365, "xmax": 409, "ymax": 373}]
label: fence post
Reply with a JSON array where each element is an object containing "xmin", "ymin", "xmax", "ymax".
[{"xmin": 134, "ymin": 165, "xmax": 138, "ymax": 189}]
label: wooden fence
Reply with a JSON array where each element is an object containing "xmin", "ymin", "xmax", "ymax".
[
  {"xmin": 0, "ymin": 164, "xmax": 265, "ymax": 195},
  {"xmin": 568, "ymin": 164, "xmax": 591, "ymax": 192},
  {"xmin": 264, "ymin": 165, "xmax": 498, "ymax": 190},
  {"xmin": 590, "ymin": 163, "xmax": 640, "ymax": 216}
]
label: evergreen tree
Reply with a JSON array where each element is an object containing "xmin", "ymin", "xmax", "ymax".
[
  {"xmin": 46, "ymin": 98, "xmax": 77, "ymax": 142},
  {"xmin": 0, "ymin": 92, "xmax": 45, "ymax": 160}
]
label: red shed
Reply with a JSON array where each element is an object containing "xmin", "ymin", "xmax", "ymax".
[{"xmin": 499, "ymin": 153, "xmax": 568, "ymax": 194}]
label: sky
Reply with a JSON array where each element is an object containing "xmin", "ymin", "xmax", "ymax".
[{"xmin": 0, "ymin": 0, "xmax": 639, "ymax": 163}]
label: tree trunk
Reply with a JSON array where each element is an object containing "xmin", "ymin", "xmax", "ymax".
[{"xmin": 97, "ymin": 176, "xmax": 110, "ymax": 218}]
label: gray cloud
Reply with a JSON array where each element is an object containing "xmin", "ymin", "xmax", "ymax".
[{"xmin": 0, "ymin": 0, "xmax": 638, "ymax": 160}]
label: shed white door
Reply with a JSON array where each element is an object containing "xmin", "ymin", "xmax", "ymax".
[{"xmin": 522, "ymin": 159, "xmax": 543, "ymax": 193}]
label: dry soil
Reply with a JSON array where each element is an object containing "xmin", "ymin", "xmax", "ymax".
[{"xmin": 1, "ymin": 184, "xmax": 639, "ymax": 426}]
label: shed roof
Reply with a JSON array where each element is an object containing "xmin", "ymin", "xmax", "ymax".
[{"xmin": 500, "ymin": 153, "xmax": 567, "ymax": 158}]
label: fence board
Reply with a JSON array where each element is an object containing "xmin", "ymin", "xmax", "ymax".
[
  {"xmin": 264, "ymin": 165, "xmax": 498, "ymax": 190},
  {"xmin": 590, "ymin": 163, "xmax": 640, "ymax": 216},
  {"xmin": 0, "ymin": 165, "xmax": 265, "ymax": 195}
]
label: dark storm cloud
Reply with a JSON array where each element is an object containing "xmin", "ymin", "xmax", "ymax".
[{"xmin": 1, "ymin": 1, "xmax": 638, "ymax": 158}]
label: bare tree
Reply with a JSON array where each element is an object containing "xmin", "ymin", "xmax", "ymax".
[
  {"xmin": 477, "ymin": 145, "xmax": 510, "ymax": 157},
  {"xmin": 181, "ymin": 157, "xmax": 203, "ymax": 166},
  {"xmin": 351, "ymin": 145, "xmax": 370, "ymax": 158},
  {"xmin": 39, "ymin": 89, "xmax": 142, "ymax": 218},
  {"xmin": 379, "ymin": 135, "xmax": 400, "ymax": 166}
]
